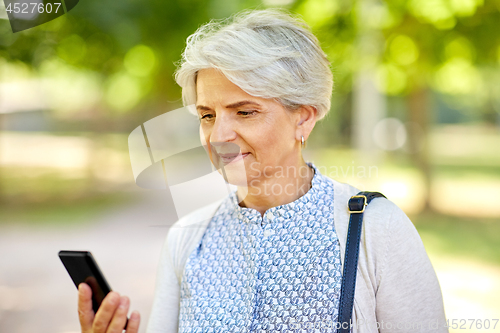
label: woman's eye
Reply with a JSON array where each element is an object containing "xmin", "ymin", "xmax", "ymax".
[
  {"xmin": 200, "ymin": 114, "xmax": 214, "ymax": 120},
  {"xmin": 238, "ymin": 110, "xmax": 256, "ymax": 116}
]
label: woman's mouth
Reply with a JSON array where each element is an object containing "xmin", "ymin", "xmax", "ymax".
[{"xmin": 218, "ymin": 152, "xmax": 249, "ymax": 164}]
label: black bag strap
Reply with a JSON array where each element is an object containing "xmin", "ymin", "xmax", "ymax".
[{"xmin": 337, "ymin": 191, "xmax": 386, "ymax": 333}]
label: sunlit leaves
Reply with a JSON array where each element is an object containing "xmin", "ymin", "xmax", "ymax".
[
  {"xmin": 434, "ymin": 58, "xmax": 483, "ymax": 95},
  {"xmin": 449, "ymin": 0, "xmax": 484, "ymax": 17},
  {"xmin": 388, "ymin": 35, "xmax": 419, "ymax": 66},
  {"xmin": 56, "ymin": 34, "xmax": 86, "ymax": 64},
  {"xmin": 1, "ymin": 0, "xmax": 498, "ymax": 115},
  {"xmin": 431, "ymin": 35, "xmax": 483, "ymax": 96},
  {"xmin": 104, "ymin": 71, "xmax": 152, "ymax": 112},
  {"xmin": 356, "ymin": 1, "xmax": 401, "ymax": 30},
  {"xmin": 103, "ymin": 44, "xmax": 157, "ymax": 112},
  {"xmin": 85, "ymin": 33, "xmax": 115, "ymax": 70},
  {"xmin": 296, "ymin": 0, "xmax": 339, "ymax": 28},
  {"xmin": 408, "ymin": 0, "xmax": 456, "ymax": 28},
  {"xmin": 407, "ymin": 0, "xmax": 484, "ymax": 29},
  {"xmin": 375, "ymin": 63, "xmax": 407, "ymax": 95},
  {"xmin": 124, "ymin": 44, "xmax": 157, "ymax": 77},
  {"xmin": 263, "ymin": 0, "xmax": 295, "ymax": 6},
  {"xmin": 443, "ymin": 36, "xmax": 474, "ymax": 62}
]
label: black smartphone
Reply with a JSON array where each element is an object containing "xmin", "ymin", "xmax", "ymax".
[{"xmin": 58, "ymin": 250, "xmax": 128, "ymax": 329}]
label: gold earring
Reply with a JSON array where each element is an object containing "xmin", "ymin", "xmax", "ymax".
[{"xmin": 301, "ymin": 135, "xmax": 305, "ymax": 148}]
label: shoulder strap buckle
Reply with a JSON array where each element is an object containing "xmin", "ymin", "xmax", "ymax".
[{"xmin": 347, "ymin": 195, "xmax": 367, "ymax": 213}]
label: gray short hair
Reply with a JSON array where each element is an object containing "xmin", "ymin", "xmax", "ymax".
[{"xmin": 174, "ymin": 9, "xmax": 333, "ymax": 120}]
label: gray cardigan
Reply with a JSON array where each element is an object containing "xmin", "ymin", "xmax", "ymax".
[{"xmin": 146, "ymin": 177, "xmax": 448, "ymax": 333}]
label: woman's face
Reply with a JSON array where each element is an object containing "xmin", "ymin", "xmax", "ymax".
[{"xmin": 196, "ymin": 68, "xmax": 302, "ymax": 187}]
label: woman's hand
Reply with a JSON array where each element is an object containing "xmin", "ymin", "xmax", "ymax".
[{"xmin": 78, "ymin": 283, "xmax": 140, "ymax": 333}]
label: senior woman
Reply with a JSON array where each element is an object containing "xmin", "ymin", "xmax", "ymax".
[{"xmin": 77, "ymin": 9, "xmax": 447, "ymax": 333}]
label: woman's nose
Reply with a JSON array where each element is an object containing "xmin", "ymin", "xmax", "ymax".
[{"xmin": 209, "ymin": 114, "xmax": 237, "ymax": 144}]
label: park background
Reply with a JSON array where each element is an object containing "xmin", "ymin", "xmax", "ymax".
[{"xmin": 1, "ymin": 0, "xmax": 499, "ymax": 332}]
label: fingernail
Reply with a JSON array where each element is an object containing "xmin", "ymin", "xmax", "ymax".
[
  {"xmin": 131, "ymin": 310, "xmax": 140, "ymax": 320},
  {"xmin": 108, "ymin": 292, "xmax": 119, "ymax": 305},
  {"xmin": 119, "ymin": 296, "xmax": 129, "ymax": 309}
]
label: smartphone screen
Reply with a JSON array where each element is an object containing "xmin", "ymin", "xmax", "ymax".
[
  {"xmin": 59, "ymin": 250, "xmax": 129, "ymax": 328},
  {"xmin": 59, "ymin": 250, "xmax": 113, "ymax": 314}
]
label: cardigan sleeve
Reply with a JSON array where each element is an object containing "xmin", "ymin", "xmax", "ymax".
[
  {"xmin": 374, "ymin": 203, "xmax": 448, "ymax": 332},
  {"xmin": 146, "ymin": 228, "xmax": 181, "ymax": 333},
  {"xmin": 146, "ymin": 199, "xmax": 224, "ymax": 333}
]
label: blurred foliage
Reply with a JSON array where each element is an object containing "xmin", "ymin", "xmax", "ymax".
[
  {"xmin": 0, "ymin": 129, "xmax": 134, "ymax": 223},
  {"xmin": 292, "ymin": 0, "xmax": 500, "ymax": 97},
  {"xmin": 1, "ymin": 0, "xmax": 499, "ymax": 122},
  {"xmin": 414, "ymin": 212, "xmax": 500, "ymax": 266},
  {"xmin": 0, "ymin": 0, "xmax": 262, "ymax": 124},
  {"xmin": 291, "ymin": 0, "xmax": 500, "ymax": 145},
  {"xmin": 289, "ymin": 0, "xmax": 500, "ymax": 212},
  {"xmin": 0, "ymin": 183, "xmax": 134, "ymax": 225}
]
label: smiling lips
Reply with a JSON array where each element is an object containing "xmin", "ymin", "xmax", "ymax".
[{"xmin": 218, "ymin": 152, "xmax": 250, "ymax": 164}]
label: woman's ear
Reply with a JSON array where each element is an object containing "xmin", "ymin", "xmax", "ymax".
[{"xmin": 296, "ymin": 105, "xmax": 317, "ymax": 141}]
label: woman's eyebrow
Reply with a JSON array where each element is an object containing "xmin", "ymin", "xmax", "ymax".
[
  {"xmin": 196, "ymin": 101, "xmax": 261, "ymax": 111},
  {"xmin": 196, "ymin": 105, "xmax": 212, "ymax": 111},
  {"xmin": 225, "ymin": 101, "xmax": 261, "ymax": 109}
]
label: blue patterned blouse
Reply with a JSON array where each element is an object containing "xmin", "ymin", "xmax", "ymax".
[{"xmin": 179, "ymin": 163, "xmax": 342, "ymax": 332}]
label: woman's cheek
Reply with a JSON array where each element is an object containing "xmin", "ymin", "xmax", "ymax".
[
  {"xmin": 200, "ymin": 126, "xmax": 217, "ymax": 167},
  {"xmin": 199, "ymin": 126, "xmax": 207, "ymax": 146}
]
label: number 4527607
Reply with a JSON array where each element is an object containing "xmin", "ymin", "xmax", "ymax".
[
  {"xmin": 446, "ymin": 319, "xmax": 498, "ymax": 330},
  {"xmin": 6, "ymin": 2, "xmax": 62, "ymax": 14}
]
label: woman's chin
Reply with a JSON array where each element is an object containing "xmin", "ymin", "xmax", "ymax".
[{"xmin": 216, "ymin": 161, "xmax": 249, "ymax": 186}]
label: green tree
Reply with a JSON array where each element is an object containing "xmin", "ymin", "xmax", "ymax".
[{"xmin": 293, "ymin": 0, "xmax": 500, "ymax": 211}]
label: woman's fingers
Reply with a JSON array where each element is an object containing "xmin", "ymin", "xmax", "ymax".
[
  {"xmin": 106, "ymin": 297, "xmax": 141, "ymax": 333},
  {"xmin": 92, "ymin": 291, "xmax": 121, "ymax": 333},
  {"xmin": 77, "ymin": 284, "xmax": 139, "ymax": 333},
  {"xmin": 77, "ymin": 283, "xmax": 94, "ymax": 333},
  {"xmin": 126, "ymin": 311, "xmax": 141, "ymax": 333},
  {"xmin": 106, "ymin": 296, "xmax": 130, "ymax": 333}
]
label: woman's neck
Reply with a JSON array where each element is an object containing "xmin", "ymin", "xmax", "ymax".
[{"xmin": 236, "ymin": 160, "xmax": 314, "ymax": 217}]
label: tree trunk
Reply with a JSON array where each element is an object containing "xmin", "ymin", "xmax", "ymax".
[
  {"xmin": 352, "ymin": 71, "xmax": 385, "ymax": 166},
  {"xmin": 407, "ymin": 88, "xmax": 433, "ymax": 212}
]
